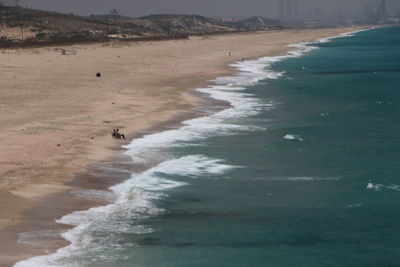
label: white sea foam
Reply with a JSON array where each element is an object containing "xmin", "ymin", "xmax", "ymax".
[
  {"xmin": 278, "ymin": 176, "xmax": 315, "ymax": 181},
  {"xmin": 270, "ymin": 176, "xmax": 340, "ymax": 181},
  {"xmin": 15, "ymin": 29, "xmax": 365, "ymax": 267},
  {"xmin": 15, "ymin": 155, "xmax": 238, "ymax": 267},
  {"xmin": 124, "ymin": 89, "xmax": 270, "ymax": 162},
  {"xmin": 123, "ymin": 41, "xmax": 324, "ymax": 163},
  {"xmin": 283, "ymin": 134, "xmax": 304, "ymax": 142},
  {"xmin": 367, "ymin": 182, "xmax": 382, "ymax": 191},
  {"xmin": 141, "ymin": 155, "xmax": 241, "ymax": 178},
  {"xmin": 367, "ymin": 182, "xmax": 400, "ymax": 192},
  {"xmin": 71, "ymin": 189, "xmax": 116, "ymax": 202},
  {"xmin": 18, "ymin": 230, "xmax": 64, "ymax": 246},
  {"xmin": 283, "ymin": 177, "xmax": 314, "ymax": 181},
  {"xmin": 312, "ymin": 28, "xmax": 372, "ymax": 45},
  {"xmin": 346, "ymin": 203, "xmax": 363, "ymax": 209}
]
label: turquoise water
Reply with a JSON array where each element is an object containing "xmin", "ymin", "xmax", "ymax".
[{"xmin": 16, "ymin": 26, "xmax": 400, "ymax": 267}]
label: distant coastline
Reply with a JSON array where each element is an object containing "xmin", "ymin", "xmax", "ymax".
[{"xmin": 0, "ymin": 5, "xmax": 389, "ymax": 49}]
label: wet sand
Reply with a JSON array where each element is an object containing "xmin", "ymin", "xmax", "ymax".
[{"xmin": 0, "ymin": 26, "xmax": 371, "ymax": 266}]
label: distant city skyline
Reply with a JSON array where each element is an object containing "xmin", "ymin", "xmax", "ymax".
[{"xmin": 1, "ymin": 0, "xmax": 400, "ymax": 19}]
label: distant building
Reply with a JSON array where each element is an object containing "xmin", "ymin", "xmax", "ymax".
[
  {"xmin": 362, "ymin": 3, "xmax": 376, "ymax": 23},
  {"xmin": 279, "ymin": 0, "xmax": 285, "ymax": 19},
  {"xmin": 109, "ymin": 8, "xmax": 121, "ymax": 19},
  {"xmin": 293, "ymin": 0, "xmax": 299, "ymax": 19},
  {"xmin": 285, "ymin": 0, "xmax": 293, "ymax": 20},
  {"xmin": 279, "ymin": 0, "xmax": 298, "ymax": 21},
  {"xmin": 377, "ymin": 0, "xmax": 387, "ymax": 21},
  {"xmin": 0, "ymin": 0, "xmax": 14, "ymax": 6}
]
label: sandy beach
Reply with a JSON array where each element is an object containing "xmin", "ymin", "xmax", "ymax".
[{"xmin": 0, "ymin": 26, "xmax": 370, "ymax": 265}]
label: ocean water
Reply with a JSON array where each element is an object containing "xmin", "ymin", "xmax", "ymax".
[{"xmin": 16, "ymin": 26, "xmax": 400, "ymax": 267}]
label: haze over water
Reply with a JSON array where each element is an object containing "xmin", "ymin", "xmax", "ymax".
[{"xmin": 16, "ymin": 26, "xmax": 400, "ymax": 267}]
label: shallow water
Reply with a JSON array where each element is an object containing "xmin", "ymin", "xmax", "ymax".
[{"xmin": 16, "ymin": 26, "xmax": 400, "ymax": 267}]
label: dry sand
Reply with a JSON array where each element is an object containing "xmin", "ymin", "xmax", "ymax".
[{"xmin": 0, "ymin": 26, "xmax": 370, "ymax": 265}]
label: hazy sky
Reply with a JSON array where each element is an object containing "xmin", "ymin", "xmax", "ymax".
[{"xmin": 5, "ymin": 0, "xmax": 400, "ymax": 18}]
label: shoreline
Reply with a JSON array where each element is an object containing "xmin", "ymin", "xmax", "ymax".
[{"xmin": 0, "ymin": 26, "xmax": 375, "ymax": 266}]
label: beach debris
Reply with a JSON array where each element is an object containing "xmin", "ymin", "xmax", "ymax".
[
  {"xmin": 57, "ymin": 144, "xmax": 61, "ymax": 147},
  {"xmin": 112, "ymin": 102, "xmax": 115, "ymax": 105},
  {"xmin": 229, "ymin": 51, "xmax": 232, "ymax": 56},
  {"xmin": 96, "ymin": 72, "xmax": 102, "ymax": 77},
  {"xmin": 54, "ymin": 48, "xmax": 76, "ymax": 55},
  {"xmin": 103, "ymin": 120, "xmax": 112, "ymax": 124}
]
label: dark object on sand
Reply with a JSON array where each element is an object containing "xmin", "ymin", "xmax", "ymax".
[
  {"xmin": 96, "ymin": 72, "xmax": 101, "ymax": 77},
  {"xmin": 112, "ymin": 129, "xmax": 126, "ymax": 140}
]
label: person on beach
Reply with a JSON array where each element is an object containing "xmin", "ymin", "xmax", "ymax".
[
  {"xmin": 112, "ymin": 129, "xmax": 126, "ymax": 139},
  {"xmin": 116, "ymin": 129, "xmax": 126, "ymax": 139}
]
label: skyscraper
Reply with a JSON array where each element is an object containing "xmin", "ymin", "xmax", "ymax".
[
  {"xmin": 379, "ymin": 0, "xmax": 387, "ymax": 20},
  {"xmin": 278, "ymin": 0, "xmax": 298, "ymax": 21},
  {"xmin": 376, "ymin": 0, "xmax": 387, "ymax": 21},
  {"xmin": 285, "ymin": 0, "xmax": 293, "ymax": 20},
  {"xmin": 279, "ymin": 0, "xmax": 285, "ymax": 19},
  {"xmin": 293, "ymin": 0, "xmax": 299, "ymax": 20}
]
